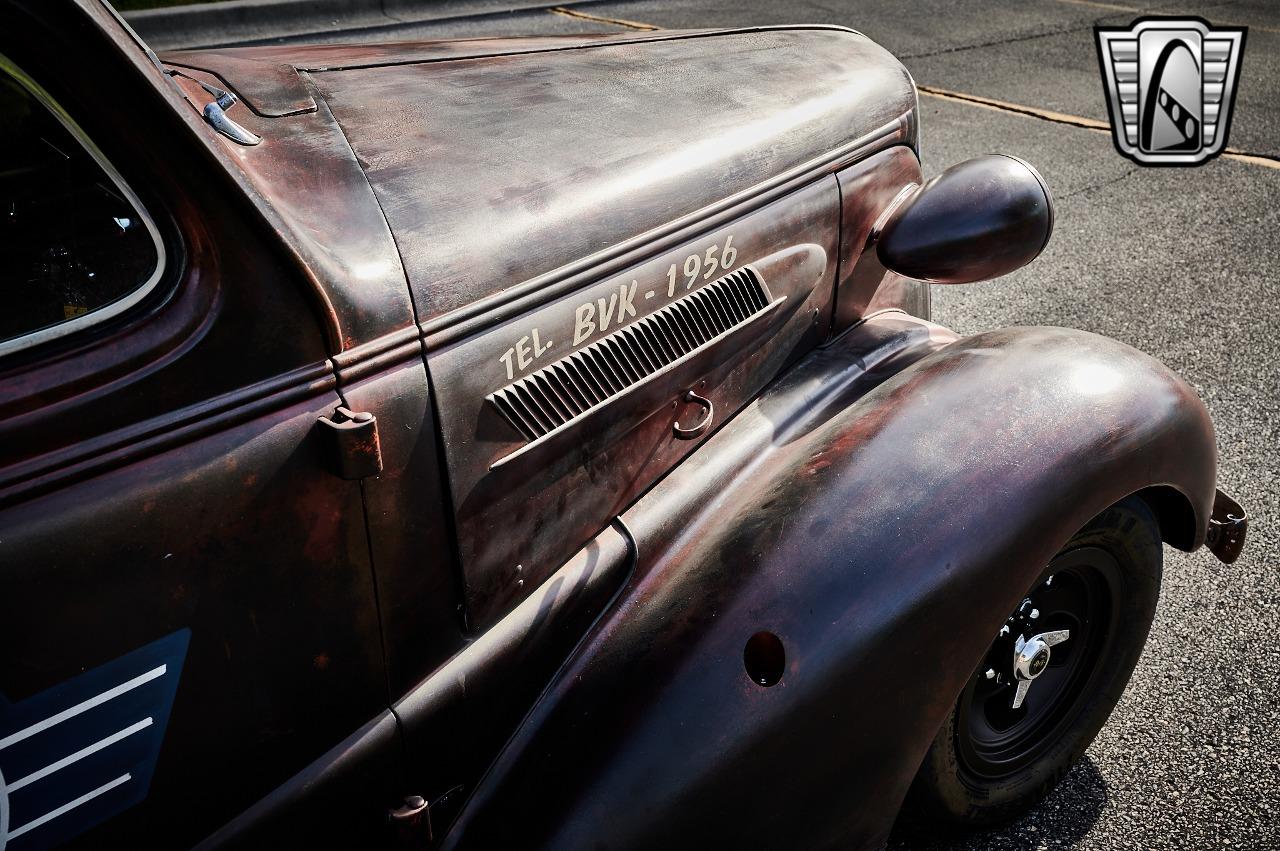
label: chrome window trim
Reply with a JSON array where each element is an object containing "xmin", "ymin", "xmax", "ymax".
[{"xmin": 0, "ymin": 53, "xmax": 168, "ymax": 359}]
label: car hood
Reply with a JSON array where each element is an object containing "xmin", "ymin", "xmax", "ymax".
[{"xmin": 164, "ymin": 28, "xmax": 916, "ymax": 340}]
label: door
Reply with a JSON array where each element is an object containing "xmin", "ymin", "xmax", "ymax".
[{"xmin": 0, "ymin": 39, "xmax": 389, "ymax": 848}]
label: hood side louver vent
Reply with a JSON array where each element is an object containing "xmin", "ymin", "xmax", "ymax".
[{"xmin": 488, "ymin": 267, "xmax": 772, "ymax": 442}]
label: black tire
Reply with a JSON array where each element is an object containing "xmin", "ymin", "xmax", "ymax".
[{"xmin": 902, "ymin": 496, "xmax": 1162, "ymax": 831}]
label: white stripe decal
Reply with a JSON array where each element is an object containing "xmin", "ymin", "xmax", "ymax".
[
  {"xmin": 0, "ymin": 665, "xmax": 165, "ymax": 751},
  {"xmin": 4, "ymin": 774, "xmax": 131, "ymax": 841},
  {"xmin": 6, "ymin": 718, "xmax": 153, "ymax": 792},
  {"xmin": 1, "ymin": 765, "xmax": 9, "ymax": 851}
]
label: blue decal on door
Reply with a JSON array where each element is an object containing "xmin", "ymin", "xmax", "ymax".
[{"xmin": 0, "ymin": 629, "xmax": 189, "ymax": 849}]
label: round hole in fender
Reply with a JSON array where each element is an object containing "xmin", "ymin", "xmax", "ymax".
[{"xmin": 744, "ymin": 631, "xmax": 785, "ymax": 687}]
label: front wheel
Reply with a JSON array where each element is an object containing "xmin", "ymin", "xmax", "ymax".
[{"xmin": 903, "ymin": 496, "xmax": 1162, "ymax": 830}]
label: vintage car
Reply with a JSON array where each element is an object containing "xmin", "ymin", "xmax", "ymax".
[{"xmin": 0, "ymin": 1, "xmax": 1249, "ymax": 849}]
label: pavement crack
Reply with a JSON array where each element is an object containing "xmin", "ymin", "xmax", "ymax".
[
  {"xmin": 1058, "ymin": 166, "xmax": 1139, "ymax": 201},
  {"xmin": 899, "ymin": 24, "xmax": 1093, "ymax": 60}
]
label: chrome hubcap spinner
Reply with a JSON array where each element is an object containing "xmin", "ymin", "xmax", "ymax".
[{"xmin": 1011, "ymin": 629, "xmax": 1070, "ymax": 709}]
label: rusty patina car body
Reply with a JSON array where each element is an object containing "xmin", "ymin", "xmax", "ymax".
[{"xmin": 0, "ymin": 2, "xmax": 1247, "ymax": 849}]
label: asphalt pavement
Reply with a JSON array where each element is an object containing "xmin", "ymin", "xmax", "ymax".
[{"xmin": 151, "ymin": 1, "xmax": 1279, "ymax": 847}]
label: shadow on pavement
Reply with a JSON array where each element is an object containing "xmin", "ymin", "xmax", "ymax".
[{"xmin": 887, "ymin": 754, "xmax": 1109, "ymax": 851}]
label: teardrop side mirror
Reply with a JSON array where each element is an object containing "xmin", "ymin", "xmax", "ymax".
[{"xmin": 875, "ymin": 154, "xmax": 1054, "ymax": 284}]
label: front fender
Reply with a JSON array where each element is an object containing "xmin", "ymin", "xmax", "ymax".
[{"xmin": 445, "ymin": 314, "xmax": 1216, "ymax": 850}]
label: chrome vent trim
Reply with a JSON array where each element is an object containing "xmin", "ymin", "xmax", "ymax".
[{"xmin": 488, "ymin": 267, "xmax": 772, "ymax": 442}]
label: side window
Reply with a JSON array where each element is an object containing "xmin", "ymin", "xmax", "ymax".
[{"xmin": 0, "ymin": 56, "xmax": 165, "ymax": 357}]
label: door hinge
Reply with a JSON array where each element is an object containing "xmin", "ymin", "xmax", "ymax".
[{"xmin": 318, "ymin": 406, "xmax": 383, "ymax": 480}]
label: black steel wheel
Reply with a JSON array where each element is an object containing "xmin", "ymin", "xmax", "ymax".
[{"xmin": 901, "ymin": 496, "xmax": 1163, "ymax": 831}]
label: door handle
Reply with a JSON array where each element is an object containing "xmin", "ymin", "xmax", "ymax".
[{"xmin": 673, "ymin": 390, "xmax": 714, "ymax": 440}]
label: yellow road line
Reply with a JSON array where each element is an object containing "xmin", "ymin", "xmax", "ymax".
[
  {"xmin": 919, "ymin": 85, "xmax": 1111, "ymax": 131},
  {"xmin": 549, "ymin": 6, "xmax": 662, "ymax": 31},
  {"xmin": 1053, "ymin": 0, "xmax": 1280, "ymax": 34},
  {"xmin": 919, "ymin": 86, "xmax": 1280, "ymax": 170},
  {"xmin": 1222, "ymin": 151, "xmax": 1280, "ymax": 169},
  {"xmin": 1054, "ymin": 0, "xmax": 1146, "ymax": 12}
]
